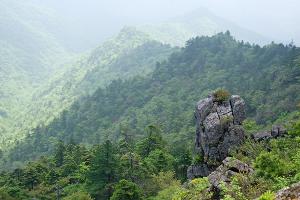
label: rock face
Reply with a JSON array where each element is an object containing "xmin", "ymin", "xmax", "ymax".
[
  {"xmin": 208, "ymin": 157, "xmax": 253, "ymax": 189},
  {"xmin": 275, "ymin": 182, "xmax": 300, "ymax": 200},
  {"xmin": 188, "ymin": 94, "xmax": 246, "ymax": 179},
  {"xmin": 252, "ymin": 125, "xmax": 287, "ymax": 141}
]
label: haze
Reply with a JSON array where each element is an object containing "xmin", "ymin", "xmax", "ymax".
[{"xmin": 37, "ymin": 0, "xmax": 300, "ymax": 50}]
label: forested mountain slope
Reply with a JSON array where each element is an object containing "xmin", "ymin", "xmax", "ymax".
[
  {"xmin": 1, "ymin": 27, "xmax": 175, "ymax": 147},
  {"xmin": 3, "ymin": 32, "xmax": 299, "ymax": 169},
  {"xmin": 138, "ymin": 8, "xmax": 270, "ymax": 46},
  {"xmin": 0, "ymin": 0, "xmax": 68, "ymax": 77},
  {"xmin": 0, "ymin": 0, "xmax": 71, "ymax": 140},
  {"xmin": 0, "ymin": 2, "xmax": 269, "ymax": 149}
]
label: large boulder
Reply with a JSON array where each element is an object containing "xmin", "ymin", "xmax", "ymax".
[
  {"xmin": 187, "ymin": 164, "xmax": 212, "ymax": 180},
  {"xmin": 208, "ymin": 157, "xmax": 253, "ymax": 189},
  {"xmin": 188, "ymin": 94, "xmax": 246, "ymax": 179}
]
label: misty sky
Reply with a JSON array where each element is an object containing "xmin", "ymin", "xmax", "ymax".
[{"xmin": 38, "ymin": 0, "xmax": 300, "ymax": 47}]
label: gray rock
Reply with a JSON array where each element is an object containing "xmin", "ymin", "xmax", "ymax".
[
  {"xmin": 195, "ymin": 97, "xmax": 213, "ymax": 124},
  {"xmin": 208, "ymin": 157, "xmax": 253, "ymax": 189},
  {"xmin": 188, "ymin": 94, "xmax": 246, "ymax": 179},
  {"xmin": 252, "ymin": 131, "xmax": 272, "ymax": 141},
  {"xmin": 271, "ymin": 125, "xmax": 287, "ymax": 137},
  {"xmin": 204, "ymin": 112, "xmax": 221, "ymax": 132},
  {"xmin": 252, "ymin": 125, "xmax": 287, "ymax": 141},
  {"xmin": 230, "ymin": 95, "xmax": 246, "ymax": 125},
  {"xmin": 275, "ymin": 182, "xmax": 300, "ymax": 200},
  {"xmin": 187, "ymin": 164, "xmax": 212, "ymax": 179}
]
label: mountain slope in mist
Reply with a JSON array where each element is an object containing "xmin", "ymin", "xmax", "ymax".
[
  {"xmin": 4, "ymin": 33, "xmax": 299, "ymax": 169},
  {"xmin": 138, "ymin": 8, "xmax": 270, "ymax": 46},
  {"xmin": 1, "ymin": 27, "xmax": 175, "ymax": 147},
  {"xmin": 0, "ymin": 0, "xmax": 71, "ymax": 138}
]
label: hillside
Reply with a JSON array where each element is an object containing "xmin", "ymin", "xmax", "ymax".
[
  {"xmin": 1, "ymin": 27, "xmax": 175, "ymax": 147},
  {"xmin": 0, "ymin": 0, "xmax": 72, "ymax": 140},
  {"xmin": 138, "ymin": 8, "xmax": 270, "ymax": 46},
  {"xmin": 3, "ymin": 32, "xmax": 299, "ymax": 169},
  {"xmin": 0, "ymin": 3, "xmax": 271, "ymax": 148}
]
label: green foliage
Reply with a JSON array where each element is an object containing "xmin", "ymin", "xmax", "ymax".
[
  {"xmin": 213, "ymin": 89, "xmax": 231, "ymax": 103},
  {"xmin": 63, "ymin": 191, "xmax": 93, "ymax": 200},
  {"xmin": 1, "ymin": 30, "xmax": 300, "ymax": 200},
  {"xmin": 220, "ymin": 177, "xmax": 247, "ymax": 200},
  {"xmin": 192, "ymin": 154, "xmax": 203, "ymax": 165},
  {"xmin": 0, "ymin": 188, "xmax": 16, "ymax": 200},
  {"xmin": 86, "ymin": 140, "xmax": 119, "ymax": 198},
  {"xmin": 220, "ymin": 115, "xmax": 234, "ymax": 128},
  {"xmin": 255, "ymin": 152, "xmax": 286, "ymax": 179},
  {"xmin": 136, "ymin": 125, "xmax": 166, "ymax": 157},
  {"xmin": 110, "ymin": 179, "xmax": 143, "ymax": 200},
  {"xmin": 172, "ymin": 177, "xmax": 212, "ymax": 200},
  {"xmin": 54, "ymin": 141, "xmax": 65, "ymax": 167},
  {"xmin": 145, "ymin": 149, "xmax": 175, "ymax": 174},
  {"xmin": 243, "ymin": 119, "xmax": 263, "ymax": 134},
  {"xmin": 5, "ymin": 32, "xmax": 300, "ymax": 169},
  {"xmin": 0, "ymin": 26, "xmax": 174, "ymax": 152},
  {"xmin": 258, "ymin": 191, "xmax": 275, "ymax": 200},
  {"xmin": 149, "ymin": 185, "xmax": 181, "ymax": 200},
  {"xmin": 288, "ymin": 120, "xmax": 300, "ymax": 136},
  {"xmin": 145, "ymin": 171, "xmax": 180, "ymax": 197}
]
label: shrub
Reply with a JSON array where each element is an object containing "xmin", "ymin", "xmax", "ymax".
[
  {"xmin": 220, "ymin": 115, "xmax": 234, "ymax": 128},
  {"xmin": 192, "ymin": 154, "xmax": 204, "ymax": 164},
  {"xmin": 254, "ymin": 152, "xmax": 286, "ymax": 179},
  {"xmin": 288, "ymin": 120, "xmax": 300, "ymax": 137},
  {"xmin": 172, "ymin": 177, "xmax": 212, "ymax": 200},
  {"xmin": 258, "ymin": 191, "xmax": 275, "ymax": 200},
  {"xmin": 213, "ymin": 89, "xmax": 230, "ymax": 103},
  {"xmin": 110, "ymin": 179, "xmax": 142, "ymax": 200},
  {"xmin": 63, "ymin": 191, "xmax": 93, "ymax": 200}
]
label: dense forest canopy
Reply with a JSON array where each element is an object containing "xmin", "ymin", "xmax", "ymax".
[{"xmin": 3, "ymin": 32, "xmax": 299, "ymax": 170}]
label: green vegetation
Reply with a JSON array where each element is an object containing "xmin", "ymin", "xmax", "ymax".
[
  {"xmin": 2, "ymin": 1, "xmax": 300, "ymax": 199},
  {"xmin": 0, "ymin": 125, "xmax": 192, "ymax": 199},
  {"xmin": 213, "ymin": 89, "xmax": 231, "ymax": 103},
  {"xmin": 0, "ymin": 32, "xmax": 299, "ymax": 199},
  {"xmin": 0, "ymin": 0, "xmax": 72, "ymax": 143},
  {"xmin": 110, "ymin": 179, "xmax": 143, "ymax": 200},
  {"xmin": 0, "ymin": 26, "xmax": 175, "ymax": 149},
  {"xmin": 258, "ymin": 191, "xmax": 275, "ymax": 200},
  {"xmin": 1, "ymin": 118, "xmax": 300, "ymax": 199},
  {"xmin": 3, "ymin": 32, "xmax": 299, "ymax": 170}
]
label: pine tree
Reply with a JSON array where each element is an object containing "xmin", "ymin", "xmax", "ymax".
[
  {"xmin": 110, "ymin": 179, "xmax": 142, "ymax": 200},
  {"xmin": 54, "ymin": 141, "xmax": 65, "ymax": 167},
  {"xmin": 86, "ymin": 140, "xmax": 119, "ymax": 199}
]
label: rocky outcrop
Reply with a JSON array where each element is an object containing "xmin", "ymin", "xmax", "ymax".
[
  {"xmin": 275, "ymin": 182, "xmax": 300, "ymax": 200},
  {"xmin": 188, "ymin": 94, "xmax": 246, "ymax": 179},
  {"xmin": 208, "ymin": 157, "xmax": 253, "ymax": 189},
  {"xmin": 252, "ymin": 125, "xmax": 287, "ymax": 141}
]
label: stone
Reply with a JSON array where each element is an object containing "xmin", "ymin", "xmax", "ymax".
[
  {"xmin": 252, "ymin": 125, "xmax": 287, "ymax": 142},
  {"xmin": 252, "ymin": 131, "xmax": 272, "ymax": 141},
  {"xmin": 230, "ymin": 95, "xmax": 246, "ymax": 125},
  {"xmin": 271, "ymin": 125, "xmax": 287, "ymax": 138},
  {"xmin": 187, "ymin": 164, "xmax": 212, "ymax": 179},
  {"xmin": 208, "ymin": 157, "xmax": 253, "ymax": 189},
  {"xmin": 203, "ymin": 112, "xmax": 221, "ymax": 133},
  {"xmin": 275, "ymin": 182, "xmax": 300, "ymax": 200},
  {"xmin": 188, "ymin": 94, "xmax": 246, "ymax": 179},
  {"xmin": 195, "ymin": 97, "xmax": 213, "ymax": 124}
]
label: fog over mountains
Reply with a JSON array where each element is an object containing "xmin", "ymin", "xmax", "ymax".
[
  {"xmin": 1, "ymin": 1, "xmax": 300, "ymax": 200},
  {"xmin": 21, "ymin": 0, "xmax": 300, "ymax": 51}
]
